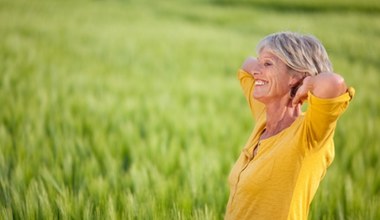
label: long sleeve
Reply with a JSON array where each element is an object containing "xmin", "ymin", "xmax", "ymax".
[
  {"xmin": 238, "ymin": 69, "xmax": 266, "ymax": 121},
  {"xmin": 304, "ymin": 87, "xmax": 355, "ymax": 149}
]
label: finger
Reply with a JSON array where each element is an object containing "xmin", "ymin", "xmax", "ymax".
[
  {"xmin": 292, "ymin": 86, "xmax": 307, "ymax": 105},
  {"xmin": 292, "ymin": 76, "xmax": 312, "ymax": 105},
  {"xmin": 292, "ymin": 93, "xmax": 301, "ymax": 106}
]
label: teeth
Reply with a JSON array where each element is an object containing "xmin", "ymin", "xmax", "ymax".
[{"xmin": 255, "ymin": 80, "xmax": 267, "ymax": 86}]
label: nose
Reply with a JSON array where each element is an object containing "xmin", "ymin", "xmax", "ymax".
[{"xmin": 251, "ymin": 59, "xmax": 261, "ymax": 76}]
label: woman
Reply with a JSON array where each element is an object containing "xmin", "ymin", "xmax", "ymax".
[{"xmin": 225, "ymin": 32, "xmax": 354, "ymax": 220}]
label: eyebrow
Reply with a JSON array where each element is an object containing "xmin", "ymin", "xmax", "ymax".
[
  {"xmin": 261, "ymin": 51, "xmax": 282, "ymax": 61},
  {"xmin": 258, "ymin": 56, "xmax": 276, "ymax": 63}
]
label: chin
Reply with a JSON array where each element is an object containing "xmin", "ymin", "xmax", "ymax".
[{"xmin": 253, "ymin": 95, "xmax": 267, "ymax": 103}]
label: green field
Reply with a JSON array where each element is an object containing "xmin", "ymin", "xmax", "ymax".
[{"xmin": 1, "ymin": 0, "xmax": 380, "ymax": 219}]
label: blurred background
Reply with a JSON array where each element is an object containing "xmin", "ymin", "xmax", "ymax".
[{"xmin": 0, "ymin": 0, "xmax": 379, "ymax": 219}]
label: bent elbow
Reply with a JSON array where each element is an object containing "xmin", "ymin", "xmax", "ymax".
[
  {"xmin": 313, "ymin": 73, "xmax": 347, "ymax": 99},
  {"xmin": 329, "ymin": 74, "xmax": 347, "ymax": 97}
]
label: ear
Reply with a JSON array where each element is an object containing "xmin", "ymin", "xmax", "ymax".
[
  {"xmin": 288, "ymin": 74, "xmax": 306, "ymax": 98},
  {"xmin": 288, "ymin": 74, "xmax": 304, "ymax": 87}
]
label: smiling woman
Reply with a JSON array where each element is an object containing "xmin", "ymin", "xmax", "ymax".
[
  {"xmin": 225, "ymin": 32, "xmax": 355, "ymax": 220},
  {"xmin": 249, "ymin": 51, "xmax": 296, "ymax": 105}
]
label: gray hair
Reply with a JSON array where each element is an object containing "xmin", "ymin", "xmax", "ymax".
[{"xmin": 256, "ymin": 32, "xmax": 333, "ymax": 76}]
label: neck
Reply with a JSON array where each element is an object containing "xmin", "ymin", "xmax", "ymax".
[{"xmin": 262, "ymin": 98, "xmax": 301, "ymax": 139}]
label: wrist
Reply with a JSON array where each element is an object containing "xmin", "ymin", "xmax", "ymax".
[{"xmin": 302, "ymin": 76, "xmax": 315, "ymax": 93}]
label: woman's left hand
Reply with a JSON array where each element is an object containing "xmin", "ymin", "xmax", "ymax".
[{"xmin": 292, "ymin": 76, "xmax": 312, "ymax": 105}]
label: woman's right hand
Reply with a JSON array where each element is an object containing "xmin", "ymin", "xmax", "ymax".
[{"xmin": 241, "ymin": 57, "xmax": 257, "ymax": 76}]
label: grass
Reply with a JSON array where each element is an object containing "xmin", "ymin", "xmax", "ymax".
[{"xmin": 0, "ymin": 0, "xmax": 379, "ymax": 219}]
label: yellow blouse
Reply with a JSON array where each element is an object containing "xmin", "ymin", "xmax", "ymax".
[{"xmin": 225, "ymin": 70, "xmax": 354, "ymax": 220}]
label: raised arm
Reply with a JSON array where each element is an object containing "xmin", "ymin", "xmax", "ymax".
[
  {"xmin": 238, "ymin": 57, "xmax": 266, "ymax": 120},
  {"xmin": 241, "ymin": 57, "xmax": 258, "ymax": 75},
  {"xmin": 292, "ymin": 72, "xmax": 348, "ymax": 105},
  {"xmin": 293, "ymin": 72, "xmax": 353, "ymax": 147}
]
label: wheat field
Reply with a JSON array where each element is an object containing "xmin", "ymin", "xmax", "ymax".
[{"xmin": 1, "ymin": 0, "xmax": 379, "ymax": 219}]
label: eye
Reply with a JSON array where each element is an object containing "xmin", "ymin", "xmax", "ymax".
[{"xmin": 264, "ymin": 62, "xmax": 272, "ymax": 67}]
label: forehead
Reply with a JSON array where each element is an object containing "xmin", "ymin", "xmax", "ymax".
[{"xmin": 258, "ymin": 49, "xmax": 281, "ymax": 62}]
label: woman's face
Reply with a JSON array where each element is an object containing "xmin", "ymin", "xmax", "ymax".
[{"xmin": 252, "ymin": 49, "xmax": 294, "ymax": 104}]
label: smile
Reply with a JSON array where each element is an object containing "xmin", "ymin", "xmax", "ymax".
[{"xmin": 255, "ymin": 80, "xmax": 268, "ymax": 86}]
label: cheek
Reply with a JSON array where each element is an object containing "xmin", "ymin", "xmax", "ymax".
[
  {"xmin": 271, "ymin": 77, "xmax": 291, "ymax": 94},
  {"xmin": 273, "ymin": 83, "xmax": 289, "ymax": 94}
]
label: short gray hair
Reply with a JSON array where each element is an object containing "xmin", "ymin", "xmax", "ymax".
[{"xmin": 256, "ymin": 32, "xmax": 333, "ymax": 76}]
